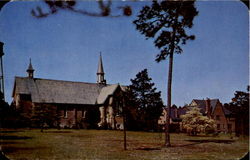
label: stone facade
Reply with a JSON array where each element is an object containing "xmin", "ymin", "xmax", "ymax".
[{"xmin": 98, "ymin": 89, "xmax": 124, "ymax": 130}]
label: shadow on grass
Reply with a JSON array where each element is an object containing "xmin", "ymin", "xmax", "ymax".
[
  {"xmin": 0, "ymin": 141, "xmax": 24, "ymax": 145},
  {"xmin": 44, "ymin": 131, "xmax": 72, "ymax": 133},
  {"xmin": 0, "ymin": 136, "xmax": 32, "ymax": 140},
  {"xmin": 172, "ymin": 139, "xmax": 235, "ymax": 148},
  {"xmin": 187, "ymin": 139, "xmax": 235, "ymax": 144},
  {"xmin": 0, "ymin": 130, "xmax": 24, "ymax": 133},
  {"xmin": 2, "ymin": 146, "xmax": 47, "ymax": 154},
  {"xmin": 135, "ymin": 147, "xmax": 161, "ymax": 151}
]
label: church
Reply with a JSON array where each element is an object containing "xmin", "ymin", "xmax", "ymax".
[{"xmin": 12, "ymin": 54, "xmax": 126, "ymax": 129}]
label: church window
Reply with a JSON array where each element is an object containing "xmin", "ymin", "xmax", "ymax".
[
  {"xmin": 64, "ymin": 108, "xmax": 67, "ymax": 118},
  {"xmin": 82, "ymin": 109, "xmax": 86, "ymax": 118}
]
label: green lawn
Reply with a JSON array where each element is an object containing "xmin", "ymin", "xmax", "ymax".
[{"xmin": 0, "ymin": 129, "xmax": 248, "ymax": 160}]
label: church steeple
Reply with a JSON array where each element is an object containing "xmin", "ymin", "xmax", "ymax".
[
  {"xmin": 97, "ymin": 53, "xmax": 106, "ymax": 84},
  {"xmin": 26, "ymin": 58, "xmax": 34, "ymax": 78}
]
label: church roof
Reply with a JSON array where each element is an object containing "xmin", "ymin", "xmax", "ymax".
[
  {"xmin": 13, "ymin": 77, "xmax": 126, "ymax": 105},
  {"xmin": 97, "ymin": 84, "xmax": 120, "ymax": 104},
  {"xmin": 12, "ymin": 77, "xmax": 113, "ymax": 105}
]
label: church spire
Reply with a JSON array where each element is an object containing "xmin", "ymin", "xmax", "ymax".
[
  {"xmin": 97, "ymin": 52, "xmax": 106, "ymax": 84},
  {"xmin": 26, "ymin": 58, "xmax": 34, "ymax": 78}
]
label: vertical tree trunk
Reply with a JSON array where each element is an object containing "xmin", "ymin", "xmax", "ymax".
[
  {"xmin": 123, "ymin": 97, "xmax": 127, "ymax": 150},
  {"xmin": 165, "ymin": 52, "xmax": 174, "ymax": 147},
  {"xmin": 123, "ymin": 114, "xmax": 127, "ymax": 150}
]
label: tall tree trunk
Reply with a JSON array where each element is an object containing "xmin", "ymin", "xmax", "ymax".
[
  {"xmin": 165, "ymin": 52, "xmax": 173, "ymax": 147},
  {"xmin": 122, "ymin": 97, "xmax": 127, "ymax": 150},
  {"xmin": 123, "ymin": 113, "xmax": 127, "ymax": 150}
]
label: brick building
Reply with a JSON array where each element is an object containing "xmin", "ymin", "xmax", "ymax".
[
  {"xmin": 12, "ymin": 55, "xmax": 126, "ymax": 129},
  {"xmin": 158, "ymin": 99, "xmax": 235, "ymax": 133}
]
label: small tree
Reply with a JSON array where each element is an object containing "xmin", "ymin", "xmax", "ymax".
[
  {"xmin": 181, "ymin": 106, "xmax": 215, "ymax": 136},
  {"xmin": 83, "ymin": 106, "xmax": 100, "ymax": 129},
  {"xmin": 128, "ymin": 69, "xmax": 164, "ymax": 131},
  {"xmin": 31, "ymin": 104, "xmax": 60, "ymax": 132}
]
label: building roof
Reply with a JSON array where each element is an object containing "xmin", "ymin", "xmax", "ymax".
[
  {"xmin": 192, "ymin": 99, "xmax": 220, "ymax": 114},
  {"xmin": 222, "ymin": 105, "xmax": 232, "ymax": 116},
  {"xmin": 178, "ymin": 106, "xmax": 188, "ymax": 116},
  {"xmin": 13, "ymin": 77, "xmax": 124, "ymax": 105},
  {"xmin": 97, "ymin": 84, "xmax": 119, "ymax": 104}
]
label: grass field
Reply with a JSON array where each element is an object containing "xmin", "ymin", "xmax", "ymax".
[{"xmin": 0, "ymin": 129, "xmax": 248, "ymax": 160}]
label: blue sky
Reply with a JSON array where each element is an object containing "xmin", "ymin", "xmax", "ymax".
[{"xmin": 0, "ymin": 1, "xmax": 248, "ymax": 106}]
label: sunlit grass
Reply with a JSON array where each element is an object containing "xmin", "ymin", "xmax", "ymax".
[{"xmin": 0, "ymin": 129, "xmax": 248, "ymax": 160}]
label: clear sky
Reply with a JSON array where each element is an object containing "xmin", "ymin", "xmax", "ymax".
[{"xmin": 0, "ymin": 1, "xmax": 248, "ymax": 106}]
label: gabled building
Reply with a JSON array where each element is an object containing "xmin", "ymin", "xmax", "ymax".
[
  {"xmin": 12, "ymin": 54, "xmax": 126, "ymax": 129},
  {"xmin": 190, "ymin": 99, "xmax": 235, "ymax": 133},
  {"xmin": 158, "ymin": 98, "xmax": 235, "ymax": 133}
]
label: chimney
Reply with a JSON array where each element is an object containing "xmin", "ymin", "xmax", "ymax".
[{"xmin": 205, "ymin": 98, "xmax": 211, "ymax": 118}]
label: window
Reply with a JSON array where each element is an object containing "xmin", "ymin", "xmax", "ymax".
[
  {"xmin": 216, "ymin": 115, "xmax": 220, "ymax": 120},
  {"xmin": 115, "ymin": 100, "xmax": 122, "ymax": 116},
  {"xmin": 217, "ymin": 124, "xmax": 220, "ymax": 130},
  {"xmin": 82, "ymin": 109, "xmax": 86, "ymax": 118},
  {"xmin": 64, "ymin": 108, "xmax": 67, "ymax": 118}
]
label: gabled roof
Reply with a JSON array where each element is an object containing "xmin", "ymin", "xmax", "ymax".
[
  {"xmin": 96, "ymin": 84, "xmax": 120, "ymax": 104},
  {"xmin": 178, "ymin": 106, "xmax": 188, "ymax": 116},
  {"xmin": 222, "ymin": 105, "xmax": 232, "ymax": 116},
  {"xmin": 13, "ymin": 77, "xmax": 105, "ymax": 105},
  {"xmin": 191, "ymin": 99, "xmax": 220, "ymax": 114},
  {"xmin": 13, "ymin": 77, "xmax": 126, "ymax": 105}
]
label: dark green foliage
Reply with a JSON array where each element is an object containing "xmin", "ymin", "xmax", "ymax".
[
  {"xmin": 0, "ymin": 92, "xmax": 23, "ymax": 128},
  {"xmin": 127, "ymin": 69, "xmax": 164, "ymax": 131},
  {"xmin": 133, "ymin": 0, "xmax": 198, "ymax": 62},
  {"xmin": 225, "ymin": 86, "xmax": 249, "ymax": 136},
  {"xmin": 0, "ymin": 91, "xmax": 10, "ymax": 128},
  {"xmin": 84, "ymin": 106, "xmax": 100, "ymax": 129},
  {"xmin": 31, "ymin": 104, "xmax": 60, "ymax": 132}
]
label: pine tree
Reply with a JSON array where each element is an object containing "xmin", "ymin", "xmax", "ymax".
[
  {"xmin": 129, "ymin": 69, "xmax": 163, "ymax": 131},
  {"xmin": 133, "ymin": 0, "xmax": 198, "ymax": 146}
]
